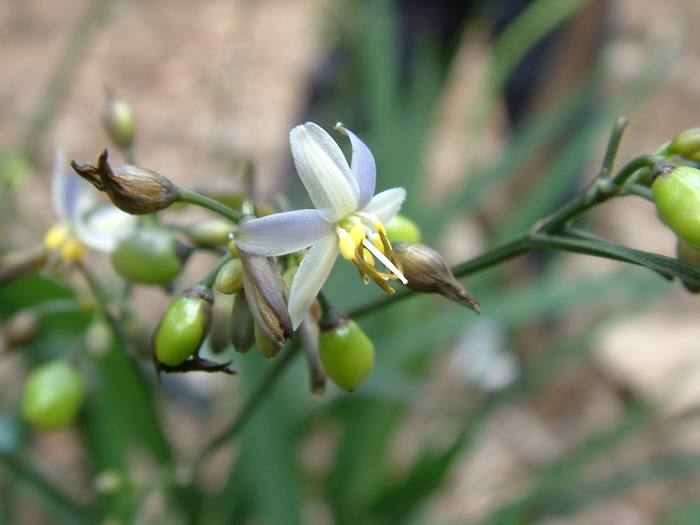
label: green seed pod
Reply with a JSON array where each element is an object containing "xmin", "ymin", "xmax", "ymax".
[
  {"xmin": 22, "ymin": 361, "xmax": 86, "ymax": 430},
  {"xmin": 319, "ymin": 318, "xmax": 374, "ymax": 392},
  {"xmin": 185, "ymin": 219, "xmax": 235, "ymax": 248},
  {"xmin": 670, "ymin": 128, "xmax": 700, "ymax": 162},
  {"xmin": 215, "ymin": 258, "xmax": 244, "ymax": 295},
  {"xmin": 111, "ymin": 228, "xmax": 189, "ymax": 284},
  {"xmin": 153, "ymin": 285, "xmax": 213, "ymax": 366},
  {"xmin": 385, "ymin": 214, "xmax": 422, "ymax": 243},
  {"xmin": 651, "ymin": 164, "xmax": 700, "ymax": 248},
  {"xmin": 676, "ymin": 238, "xmax": 700, "ymax": 293}
]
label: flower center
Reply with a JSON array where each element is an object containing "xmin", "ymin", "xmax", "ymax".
[
  {"xmin": 43, "ymin": 222, "xmax": 86, "ymax": 263},
  {"xmin": 335, "ymin": 214, "xmax": 407, "ymax": 294}
]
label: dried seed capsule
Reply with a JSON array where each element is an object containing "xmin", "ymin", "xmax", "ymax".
[
  {"xmin": 215, "ymin": 258, "xmax": 244, "ymax": 295},
  {"xmin": 153, "ymin": 285, "xmax": 213, "ymax": 366},
  {"xmin": 319, "ymin": 318, "xmax": 374, "ymax": 392},
  {"xmin": 71, "ymin": 150, "xmax": 176, "ymax": 215},
  {"xmin": 22, "ymin": 361, "xmax": 86, "ymax": 430},
  {"xmin": 651, "ymin": 164, "xmax": 700, "ymax": 248},
  {"xmin": 393, "ymin": 242, "xmax": 479, "ymax": 312},
  {"xmin": 385, "ymin": 214, "xmax": 422, "ymax": 243},
  {"xmin": 111, "ymin": 228, "xmax": 189, "ymax": 284}
]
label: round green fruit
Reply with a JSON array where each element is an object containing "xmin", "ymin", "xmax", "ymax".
[
  {"xmin": 22, "ymin": 361, "xmax": 86, "ymax": 430},
  {"xmin": 153, "ymin": 289, "xmax": 212, "ymax": 366},
  {"xmin": 385, "ymin": 214, "xmax": 421, "ymax": 243},
  {"xmin": 111, "ymin": 228, "xmax": 187, "ymax": 285},
  {"xmin": 319, "ymin": 319, "xmax": 374, "ymax": 392},
  {"xmin": 652, "ymin": 165, "xmax": 700, "ymax": 248}
]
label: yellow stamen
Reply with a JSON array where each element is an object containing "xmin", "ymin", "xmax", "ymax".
[
  {"xmin": 59, "ymin": 239, "xmax": 87, "ymax": 262},
  {"xmin": 44, "ymin": 223, "xmax": 69, "ymax": 250},
  {"xmin": 338, "ymin": 231, "xmax": 357, "ymax": 261}
]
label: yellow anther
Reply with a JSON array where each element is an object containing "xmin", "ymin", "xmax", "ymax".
[
  {"xmin": 338, "ymin": 231, "xmax": 357, "ymax": 261},
  {"xmin": 350, "ymin": 223, "xmax": 366, "ymax": 247},
  {"xmin": 373, "ymin": 219, "xmax": 386, "ymax": 236},
  {"xmin": 59, "ymin": 238, "xmax": 87, "ymax": 262},
  {"xmin": 372, "ymin": 234, "xmax": 385, "ymax": 254},
  {"xmin": 44, "ymin": 223, "xmax": 70, "ymax": 250},
  {"xmin": 362, "ymin": 246, "xmax": 374, "ymax": 266}
]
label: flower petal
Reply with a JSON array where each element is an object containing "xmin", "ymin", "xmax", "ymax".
[
  {"xmin": 336, "ymin": 124, "xmax": 376, "ymax": 209},
  {"xmin": 234, "ymin": 209, "xmax": 333, "ymax": 256},
  {"xmin": 290, "ymin": 123, "xmax": 359, "ymax": 222},
  {"xmin": 288, "ymin": 233, "xmax": 338, "ymax": 329},
  {"xmin": 362, "ymin": 187, "xmax": 406, "ymax": 223},
  {"xmin": 74, "ymin": 205, "xmax": 136, "ymax": 252}
]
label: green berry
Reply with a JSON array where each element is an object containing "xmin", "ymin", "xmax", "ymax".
[
  {"xmin": 319, "ymin": 319, "xmax": 374, "ymax": 392},
  {"xmin": 111, "ymin": 228, "xmax": 187, "ymax": 284},
  {"xmin": 385, "ymin": 214, "xmax": 421, "ymax": 243},
  {"xmin": 652, "ymin": 165, "xmax": 700, "ymax": 248},
  {"xmin": 22, "ymin": 361, "xmax": 86, "ymax": 430},
  {"xmin": 670, "ymin": 128, "xmax": 700, "ymax": 162},
  {"xmin": 153, "ymin": 287, "xmax": 213, "ymax": 366},
  {"xmin": 215, "ymin": 258, "xmax": 243, "ymax": 295}
]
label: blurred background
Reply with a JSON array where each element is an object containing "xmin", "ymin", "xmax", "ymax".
[{"xmin": 4, "ymin": 0, "xmax": 700, "ymax": 523}]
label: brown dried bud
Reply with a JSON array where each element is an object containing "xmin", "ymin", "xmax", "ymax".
[
  {"xmin": 393, "ymin": 242, "xmax": 480, "ymax": 313},
  {"xmin": 71, "ymin": 149, "xmax": 176, "ymax": 215},
  {"xmin": 238, "ymin": 247, "xmax": 294, "ymax": 348}
]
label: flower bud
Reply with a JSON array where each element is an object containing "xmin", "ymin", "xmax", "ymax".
[
  {"xmin": 676, "ymin": 238, "xmax": 700, "ymax": 293},
  {"xmin": 103, "ymin": 91, "xmax": 135, "ymax": 150},
  {"xmin": 319, "ymin": 318, "xmax": 374, "ymax": 392},
  {"xmin": 230, "ymin": 291, "xmax": 255, "ymax": 353},
  {"xmin": 110, "ymin": 227, "xmax": 189, "ymax": 284},
  {"xmin": 385, "ymin": 214, "xmax": 422, "ymax": 243},
  {"xmin": 651, "ymin": 164, "xmax": 700, "ymax": 248},
  {"xmin": 393, "ymin": 242, "xmax": 480, "ymax": 312},
  {"xmin": 670, "ymin": 128, "xmax": 700, "ymax": 162},
  {"xmin": 254, "ymin": 322, "xmax": 279, "ymax": 358},
  {"xmin": 71, "ymin": 150, "xmax": 175, "ymax": 215},
  {"xmin": 185, "ymin": 219, "xmax": 235, "ymax": 248},
  {"xmin": 153, "ymin": 285, "xmax": 213, "ymax": 367},
  {"xmin": 215, "ymin": 258, "xmax": 243, "ymax": 295},
  {"xmin": 22, "ymin": 361, "xmax": 86, "ymax": 430},
  {"xmin": 238, "ymin": 247, "xmax": 294, "ymax": 347}
]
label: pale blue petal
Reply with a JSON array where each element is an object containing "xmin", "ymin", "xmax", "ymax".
[
  {"xmin": 288, "ymin": 233, "xmax": 338, "ymax": 329},
  {"xmin": 234, "ymin": 209, "xmax": 333, "ymax": 256},
  {"xmin": 337, "ymin": 124, "xmax": 376, "ymax": 209},
  {"xmin": 75, "ymin": 205, "xmax": 136, "ymax": 252},
  {"xmin": 362, "ymin": 187, "xmax": 406, "ymax": 223},
  {"xmin": 290, "ymin": 123, "xmax": 359, "ymax": 222}
]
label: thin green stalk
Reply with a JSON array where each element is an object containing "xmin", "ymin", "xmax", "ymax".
[
  {"xmin": 175, "ymin": 188, "xmax": 242, "ymax": 223},
  {"xmin": 0, "ymin": 451, "xmax": 98, "ymax": 525},
  {"xmin": 198, "ymin": 253, "xmax": 233, "ymax": 288},
  {"xmin": 192, "ymin": 340, "xmax": 301, "ymax": 466}
]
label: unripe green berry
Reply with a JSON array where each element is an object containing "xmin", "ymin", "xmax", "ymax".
[
  {"xmin": 670, "ymin": 128, "xmax": 700, "ymax": 162},
  {"xmin": 111, "ymin": 228, "xmax": 188, "ymax": 284},
  {"xmin": 385, "ymin": 214, "xmax": 421, "ymax": 243},
  {"xmin": 215, "ymin": 258, "xmax": 244, "ymax": 295},
  {"xmin": 103, "ymin": 93, "xmax": 135, "ymax": 150},
  {"xmin": 652, "ymin": 165, "xmax": 700, "ymax": 248},
  {"xmin": 254, "ymin": 322, "xmax": 279, "ymax": 358},
  {"xmin": 319, "ymin": 319, "xmax": 374, "ymax": 392},
  {"xmin": 22, "ymin": 361, "xmax": 85, "ymax": 430},
  {"xmin": 153, "ymin": 286, "xmax": 213, "ymax": 366},
  {"xmin": 185, "ymin": 219, "xmax": 234, "ymax": 248}
]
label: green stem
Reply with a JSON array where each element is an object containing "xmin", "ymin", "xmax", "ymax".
[
  {"xmin": 190, "ymin": 340, "xmax": 301, "ymax": 471},
  {"xmin": 0, "ymin": 451, "xmax": 98, "ymax": 525},
  {"xmin": 175, "ymin": 188, "xmax": 241, "ymax": 223},
  {"xmin": 599, "ymin": 116, "xmax": 628, "ymax": 178}
]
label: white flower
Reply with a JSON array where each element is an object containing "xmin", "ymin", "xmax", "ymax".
[
  {"xmin": 234, "ymin": 122, "xmax": 407, "ymax": 329},
  {"xmin": 44, "ymin": 149, "xmax": 137, "ymax": 260}
]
